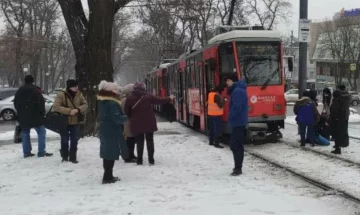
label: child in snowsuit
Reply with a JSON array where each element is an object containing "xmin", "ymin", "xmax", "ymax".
[{"xmin": 294, "ymin": 91, "xmax": 320, "ymax": 147}]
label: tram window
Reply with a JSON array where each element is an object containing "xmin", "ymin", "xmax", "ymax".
[
  {"xmin": 218, "ymin": 42, "xmax": 236, "ymax": 74},
  {"xmin": 237, "ymin": 42, "xmax": 281, "ymax": 86},
  {"xmin": 195, "ymin": 65, "xmax": 200, "ymax": 87}
]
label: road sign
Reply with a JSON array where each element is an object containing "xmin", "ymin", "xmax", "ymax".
[
  {"xmin": 350, "ymin": 63, "xmax": 356, "ymax": 71},
  {"xmin": 299, "ymin": 19, "xmax": 311, "ymax": 43}
]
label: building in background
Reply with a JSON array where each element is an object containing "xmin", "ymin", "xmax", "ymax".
[{"xmin": 310, "ymin": 8, "xmax": 360, "ymax": 91}]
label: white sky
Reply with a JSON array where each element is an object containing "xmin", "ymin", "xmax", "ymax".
[
  {"xmin": 1, "ymin": 0, "xmax": 359, "ymax": 39},
  {"xmin": 278, "ymin": 0, "xmax": 359, "ymax": 36}
]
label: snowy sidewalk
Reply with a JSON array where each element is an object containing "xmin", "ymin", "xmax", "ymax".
[{"xmin": 0, "ymin": 121, "xmax": 358, "ymax": 215}]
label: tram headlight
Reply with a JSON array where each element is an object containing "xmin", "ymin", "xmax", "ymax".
[{"xmin": 273, "ymin": 104, "xmax": 282, "ymax": 111}]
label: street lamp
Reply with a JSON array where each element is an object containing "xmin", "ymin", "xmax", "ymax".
[{"xmin": 45, "ymin": 67, "xmax": 50, "ymax": 94}]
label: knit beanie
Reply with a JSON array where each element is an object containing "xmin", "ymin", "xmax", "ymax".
[
  {"xmin": 98, "ymin": 80, "xmax": 119, "ymax": 92},
  {"xmin": 66, "ymin": 79, "xmax": 78, "ymax": 88},
  {"xmin": 24, "ymin": 75, "xmax": 35, "ymax": 84}
]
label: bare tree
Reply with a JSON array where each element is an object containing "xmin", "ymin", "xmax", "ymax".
[
  {"xmin": 57, "ymin": 0, "xmax": 132, "ymax": 136},
  {"xmin": 245, "ymin": 0, "xmax": 292, "ymax": 30}
]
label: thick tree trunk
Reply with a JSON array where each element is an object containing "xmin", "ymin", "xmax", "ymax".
[
  {"xmin": 82, "ymin": 0, "xmax": 116, "ymax": 136},
  {"xmin": 58, "ymin": 0, "xmax": 129, "ymax": 136}
]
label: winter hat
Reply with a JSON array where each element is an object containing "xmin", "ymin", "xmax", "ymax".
[
  {"xmin": 134, "ymin": 82, "xmax": 146, "ymax": 90},
  {"xmin": 66, "ymin": 79, "xmax": 78, "ymax": 88},
  {"xmin": 98, "ymin": 80, "xmax": 119, "ymax": 92},
  {"xmin": 24, "ymin": 75, "xmax": 35, "ymax": 84},
  {"xmin": 122, "ymin": 83, "xmax": 134, "ymax": 95}
]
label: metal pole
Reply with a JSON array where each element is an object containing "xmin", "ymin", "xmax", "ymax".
[{"xmin": 298, "ymin": 0, "xmax": 308, "ymax": 99}]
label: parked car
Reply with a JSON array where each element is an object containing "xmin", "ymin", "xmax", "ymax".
[
  {"xmin": 0, "ymin": 88, "xmax": 18, "ymax": 100},
  {"xmin": 349, "ymin": 91, "xmax": 360, "ymax": 106},
  {"xmin": 285, "ymin": 89, "xmax": 299, "ymax": 103},
  {"xmin": 0, "ymin": 94, "xmax": 54, "ymax": 121},
  {"xmin": 285, "ymin": 88, "xmax": 312, "ymax": 103}
]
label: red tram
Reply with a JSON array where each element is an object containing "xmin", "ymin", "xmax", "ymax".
[{"xmin": 146, "ymin": 26, "xmax": 293, "ymax": 142}]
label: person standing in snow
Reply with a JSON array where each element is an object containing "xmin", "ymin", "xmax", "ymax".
[
  {"xmin": 124, "ymin": 82, "xmax": 175, "ymax": 165},
  {"xmin": 53, "ymin": 80, "xmax": 88, "ymax": 163},
  {"xmin": 120, "ymin": 83, "xmax": 137, "ymax": 163},
  {"xmin": 97, "ymin": 80, "xmax": 128, "ymax": 184},
  {"xmin": 14, "ymin": 75, "xmax": 53, "ymax": 158},
  {"xmin": 330, "ymin": 85, "xmax": 350, "ymax": 154},
  {"xmin": 207, "ymin": 85, "xmax": 225, "ymax": 148},
  {"xmin": 294, "ymin": 91, "xmax": 320, "ymax": 147},
  {"xmin": 225, "ymin": 75, "xmax": 248, "ymax": 176}
]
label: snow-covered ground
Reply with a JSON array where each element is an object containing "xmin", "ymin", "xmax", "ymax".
[
  {"xmin": 0, "ymin": 121, "xmax": 359, "ymax": 214},
  {"xmin": 0, "ymin": 128, "xmax": 59, "ymax": 141}
]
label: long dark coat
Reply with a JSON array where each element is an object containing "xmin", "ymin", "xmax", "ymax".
[
  {"xmin": 124, "ymin": 84, "xmax": 170, "ymax": 136},
  {"xmin": 14, "ymin": 84, "xmax": 45, "ymax": 129},
  {"xmin": 97, "ymin": 93, "xmax": 128, "ymax": 160},
  {"xmin": 330, "ymin": 90, "xmax": 351, "ymax": 148}
]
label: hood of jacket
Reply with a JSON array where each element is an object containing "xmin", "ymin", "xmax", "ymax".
[
  {"xmin": 297, "ymin": 96, "xmax": 312, "ymax": 106},
  {"xmin": 132, "ymin": 83, "xmax": 147, "ymax": 98},
  {"xmin": 334, "ymin": 90, "xmax": 351, "ymax": 104},
  {"xmin": 228, "ymin": 80, "xmax": 247, "ymax": 95}
]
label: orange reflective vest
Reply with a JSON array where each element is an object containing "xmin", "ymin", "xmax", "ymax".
[{"xmin": 207, "ymin": 92, "xmax": 224, "ymax": 116}]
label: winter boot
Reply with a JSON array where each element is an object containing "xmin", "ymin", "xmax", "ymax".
[
  {"xmin": 214, "ymin": 140, "xmax": 224, "ymax": 149},
  {"xmin": 24, "ymin": 153, "xmax": 35, "ymax": 158},
  {"xmin": 300, "ymin": 141, "xmax": 306, "ymax": 147},
  {"xmin": 209, "ymin": 141, "xmax": 214, "ymax": 146},
  {"xmin": 231, "ymin": 168, "xmax": 242, "ymax": 176},
  {"xmin": 60, "ymin": 149, "xmax": 69, "ymax": 162},
  {"xmin": 136, "ymin": 158, "xmax": 143, "ymax": 165},
  {"xmin": 38, "ymin": 152, "xmax": 53, "ymax": 157},
  {"xmin": 331, "ymin": 147, "xmax": 341, "ymax": 155},
  {"xmin": 69, "ymin": 149, "xmax": 79, "ymax": 164},
  {"xmin": 149, "ymin": 157, "xmax": 155, "ymax": 166}
]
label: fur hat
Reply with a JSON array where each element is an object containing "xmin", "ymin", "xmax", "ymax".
[{"xmin": 98, "ymin": 80, "xmax": 119, "ymax": 92}]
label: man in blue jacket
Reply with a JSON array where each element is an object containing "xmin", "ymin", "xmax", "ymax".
[{"xmin": 226, "ymin": 75, "xmax": 248, "ymax": 176}]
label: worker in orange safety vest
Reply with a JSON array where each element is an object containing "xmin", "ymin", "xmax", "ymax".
[{"xmin": 207, "ymin": 85, "xmax": 225, "ymax": 148}]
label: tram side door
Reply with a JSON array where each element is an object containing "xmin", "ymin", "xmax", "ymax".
[
  {"xmin": 177, "ymin": 71, "xmax": 184, "ymax": 121},
  {"xmin": 204, "ymin": 62, "xmax": 216, "ymax": 130}
]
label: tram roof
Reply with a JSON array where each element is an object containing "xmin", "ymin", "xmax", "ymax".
[{"xmin": 208, "ymin": 30, "xmax": 282, "ymax": 44}]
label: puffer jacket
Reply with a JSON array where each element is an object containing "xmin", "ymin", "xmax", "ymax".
[
  {"xmin": 294, "ymin": 96, "xmax": 320, "ymax": 125},
  {"xmin": 53, "ymin": 90, "xmax": 88, "ymax": 125}
]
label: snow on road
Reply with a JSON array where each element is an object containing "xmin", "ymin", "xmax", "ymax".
[
  {"xmin": 0, "ymin": 121, "xmax": 359, "ymax": 215},
  {"xmin": 247, "ymin": 143, "xmax": 360, "ymax": 200}
]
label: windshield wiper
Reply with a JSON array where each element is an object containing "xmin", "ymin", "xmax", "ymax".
[{"xmin": 260, "ymin": 68, "xmax": 279, "ymax": 90}]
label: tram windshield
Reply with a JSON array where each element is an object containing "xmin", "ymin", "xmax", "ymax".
[{"xmin": 236, "ymin": 42, "xmax": 281, "ymax": 86}]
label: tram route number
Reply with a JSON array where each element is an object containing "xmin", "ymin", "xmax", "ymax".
[{"xmin": 250, "ymin": 95, "xmax": 276, "ymax": 104}]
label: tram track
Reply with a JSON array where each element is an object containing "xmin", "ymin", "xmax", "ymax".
[
  {"xmin": 162, "ymin": 117, "xmax": 360, "ymax": 206},
  {"xmin": 245, "ymin": 147, "xmax": 360, "ymax": 205}
]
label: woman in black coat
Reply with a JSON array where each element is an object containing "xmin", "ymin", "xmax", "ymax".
[{"xmin": 330, "ymin": 86, "xmax": 350, "ymax": 154}]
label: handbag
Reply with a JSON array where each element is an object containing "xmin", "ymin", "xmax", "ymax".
[
  {"xmin": 14, "ymin": 122, "xmax": 22, "ymax": 143},
  {"xmin": 64, "ymin": 93, "xmax": 85, "ymax": 123},
  {"xmin": 45, "ymin": 105, "xmax": 68, "ymax": 135},
  {"xmin": 45, "ymin": 94, "xmax": 68, "ymax": 135}
]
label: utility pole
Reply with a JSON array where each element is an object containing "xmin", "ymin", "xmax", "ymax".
[{"xmin": 298, "ymin": 0, "xmax": 308, "ymax": 98}]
